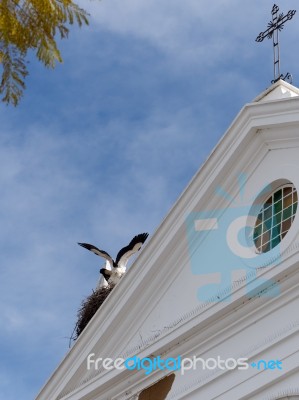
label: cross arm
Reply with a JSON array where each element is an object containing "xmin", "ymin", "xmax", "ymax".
[{"xmin": 255, "ymin": 9, "xmax": 296, "ymax": 42}]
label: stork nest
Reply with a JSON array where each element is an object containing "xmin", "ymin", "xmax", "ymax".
[{"xmin": 74, "ymin": 286, "xmax": 114, "ymax": 340}]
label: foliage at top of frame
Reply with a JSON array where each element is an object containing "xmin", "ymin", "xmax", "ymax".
[{"xmin": 0, "ymin": 0, "xmax": 89, "ymax": 106}]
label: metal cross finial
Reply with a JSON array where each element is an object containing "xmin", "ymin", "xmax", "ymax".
[{"xmin": 256, "ymin": 4, "xmax": 296, "ymax": 84}]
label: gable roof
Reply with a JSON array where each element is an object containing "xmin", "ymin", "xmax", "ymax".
[{"xmin": 36, "ymin": 81, "xmax": 299, "ymax": 400}]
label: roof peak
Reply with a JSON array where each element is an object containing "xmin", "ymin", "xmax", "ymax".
[{"xmin": 253, "ymin": 79, "xmax": 299, "ymax": 103}]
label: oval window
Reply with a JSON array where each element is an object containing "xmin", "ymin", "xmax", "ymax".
[{"xmin": 253, "ymin": 183, "xmax": 298, "ymax": 253}]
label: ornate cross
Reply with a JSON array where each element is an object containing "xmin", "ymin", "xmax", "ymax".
[{"xmin": 256, "ymin": 4, "xmax": 296, "ymax": 84}]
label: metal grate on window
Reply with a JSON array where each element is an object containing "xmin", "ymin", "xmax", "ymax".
[{"xmin": 253, "ymin": 184, "xmax": 298, "ymax": 253}]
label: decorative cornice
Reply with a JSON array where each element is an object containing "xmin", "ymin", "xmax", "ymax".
[
  {"xmin": 167, "ymin": 320, "xmax": 299, "ymax": 400},
  {"xmin": 264, "ymin": 388, "xmax": 299, "ymax": 400}
]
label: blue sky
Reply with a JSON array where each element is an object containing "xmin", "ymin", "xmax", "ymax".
[{"xmin": 0, "ymin": 1, "xmax": 298, "ymax": 398}]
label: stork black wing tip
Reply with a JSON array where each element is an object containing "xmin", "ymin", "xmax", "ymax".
[
  {"xmin": 78, "ymin": 242, "xmax": 91, "ymax": 250},
  {"xmin": 139, "ymin": 232, "xmax": 149, "ymax": 243}
]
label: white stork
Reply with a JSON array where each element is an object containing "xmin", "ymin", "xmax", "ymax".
[{"xmin": 78, "ymin": 233, "xmax": 149, "ymax": 287}]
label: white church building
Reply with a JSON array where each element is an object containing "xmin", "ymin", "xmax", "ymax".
[{"xmin": 36, "ymin": 80, "xmax": 299, "ymax": 400}]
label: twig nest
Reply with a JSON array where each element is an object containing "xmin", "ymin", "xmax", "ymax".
[{"xmin": 74, "ymin": 286, "xmax": 114, "ymax": 339}]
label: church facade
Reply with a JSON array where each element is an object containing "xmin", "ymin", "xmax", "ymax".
[{"xmin": 37, "ymin": 80, "xmax": 299, "ymax": 400}]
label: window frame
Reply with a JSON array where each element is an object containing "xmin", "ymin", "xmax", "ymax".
[{"xmin": 253, "ymin": 183, "xmax": 298, "ymax": 254}]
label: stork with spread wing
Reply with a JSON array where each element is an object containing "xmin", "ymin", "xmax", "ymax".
[{"xmin": 78, "ymin": 233, "xmax": 149, "ymax": 287}]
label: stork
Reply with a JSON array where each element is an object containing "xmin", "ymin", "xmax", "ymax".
[{"xmin": 78, "ymin": 233, "xmax": 149, "ymax": 287}]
